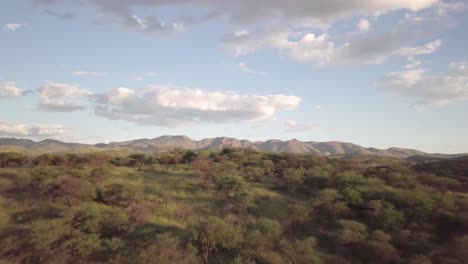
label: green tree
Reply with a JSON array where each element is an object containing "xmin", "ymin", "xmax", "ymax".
[
  {"xmin": 189, "ymin": 216, "xmax": 242, "ymax": 263},
  {"xmin": 218, "ymin": 176, "xmax": 247, "ymax": 212},
  {"xmin": 283, "ymin": 168, "xmax": 306, "ymax": 192},
  {"xmin": 135, "ymin": 233, "xmax": 198, "ymax": 264},
  {"xmin": 310, "ymin": 189, "xmax": 349, "ymax": 225},
  {"xmin": 100, "ymin": 183, "xmax": 136, "ymax": 207},
  {"xmin": 340, "ymin": 186, "xmax": 363, "ymax": 205},
  {"xmin": 279, "ymin": 236, "xmax": 321, "ymax": 264},
  {"xmin": 29, "ymin": 219, "xmax": 71, "ymax": 262},
  {"xmin": 368, "ymin": 200, "xmax": 405, "ymax": 230}
]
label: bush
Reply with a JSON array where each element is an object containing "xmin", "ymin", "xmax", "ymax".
[{"xmin": 189, "ymin": 216, "xmax": 243, "ymax": 263}]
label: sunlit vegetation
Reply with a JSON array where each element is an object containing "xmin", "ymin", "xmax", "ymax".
[{"xmin": 0, "ymin": 149, "xmax": 467, "ymax": 263}]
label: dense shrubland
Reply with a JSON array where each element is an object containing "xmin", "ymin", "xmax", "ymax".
[{"xmin": 0, "ymin": 149, "xmax": 467, "ymax": 263}]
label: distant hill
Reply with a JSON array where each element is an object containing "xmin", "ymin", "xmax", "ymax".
[
  {"xmin": 414, "ymin": 156, "xmax": 468, "ymax": 183},
  {"xmin": 0, "ymin": 136, "xmax": 466, "ymax": 158}
]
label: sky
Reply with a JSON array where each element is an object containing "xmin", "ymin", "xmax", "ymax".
[{"xmin": 0, "ymin": 0, "xmax": 468, "ymax": 153}]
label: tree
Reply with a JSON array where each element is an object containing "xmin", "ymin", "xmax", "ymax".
[
  {"xmin": 70, "ymin": 233, "xmax": 102, "ymax": 260},
  {"xmin": 218, "ymin": 176, "xmax": 247, "ymax": 212},
  {"xmin": 243, "ymin": 166, "xmax": 265, "ymax": 182},
  {"xmin": 340, "ymin": 186, "xmax": 363, "ymax": 205},
  {"xmin": 189, "ymin": 216, "xmax": 242, "ymax": 263},
  {"xmin": 0, "ymin": 152, "xmax": 28, "ymax": 167},
  {"xmin": 283, "ymin": 168, "xmax": 306, "ymax": 192},
  {"xmin": 368, "ymin": 200, "xmax": 405, "ymax": 231},
  {"xmin": 310, "ymin": 189, "xmax": 349, "ymax": 225},
  {"xmin": 59, "ymin": 175, "xmax": 96, "ymax": 207},
  {"xmin": 29, "ymin": 219, "xmax": 71, "ymax": 262},
  {"xmin": 99, "ymin": 206, "xmax": 130, "ymax": 236},
  {"xmin": 129, "ymin": 154, "xmax": 148, "ymax": 170},
  {"xmin": 262, "ymin": 159, "xmax": 275, "ymax": 177},
  {"xmin": 89, "ymin": 166, "xmax": 112, "ymax": 184},
  {"xmin": 358, "ymin": 230, "xmax": 400, "ymax": 263},
  {"xmin": 33, "ymin": 154, "xmax": 53, "ymax": 166},
  {"xmin": 182, "ymin": 150, "xmax": 198, "ymax": 163},
  {"xmin": 336, "ymin": 220, "xmax": 368, "ymax": 245},
  {"xmin": 245, "ymin": 217, "xmax": 281, "ymax": 251},
  {"xmin": 100, "ymin": 184, "xmax": 136, "ymax": 207},
  {"xmin": 135, "ymin": 233, "xmax": 198, "ymax": 264},
  {"xmin": 71, "ymin": 203, "xmax": 102, "ymax": 234},
  {"xmin": 127, "ymin": 203, "xmax": 149, "ymax": 228},
  {"xmin": 192, "ymin": 156, "xmax": 215, "ymax": 188},
  {"xmin": 279, "ymin": 236, "xmax": 321, "ymax": 264}
]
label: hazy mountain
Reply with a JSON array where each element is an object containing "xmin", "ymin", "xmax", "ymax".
[
  {"xmin": 0, "ymin": 138, "xmax": 89, "ymax": 154},
  {"xmin": 0, "ymin": 136, "xmax": 465, "ymax": 158}
]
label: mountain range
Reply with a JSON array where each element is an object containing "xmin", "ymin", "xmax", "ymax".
[{"xmin": 0, "ymin": 136, "xmax": 464, "ymax": 159}]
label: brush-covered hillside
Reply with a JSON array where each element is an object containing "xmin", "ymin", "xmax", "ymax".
[{"xmin": 0, "ymin": 148, "xmax": 467, "ymax": 263}]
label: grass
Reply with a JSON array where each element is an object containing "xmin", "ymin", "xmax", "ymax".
[{"xmin": 0, "ymin": 165, "xmax": 307, "ymax": 233}]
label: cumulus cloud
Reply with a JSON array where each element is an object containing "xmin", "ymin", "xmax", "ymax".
[
  {"xmin": 73, "ymin": 70, "xmax": 108, "ymax": 77},
  {"xmin": 358, "ymin": 18, "xmax": 371, "ymax": 31},
  {"xmin": 223, "ymin": 30, "xmax": 442, "ymax": 65},
  {"xmin": 0, "ymin": 122, "xmax": 65, "ymax": 138},
  {"xmin": 284, "ymin": 120, "xmax": 320, "ymax": 133},
  {"xmin": 0, "ymin": 82, "xmax": 28, "ymax": 97},
  {"xmin": 34, "ymin": 0, "xmax": 438, "ymax": 33},
  {"xmin": 3, "ymin": 23, "xmax": 23, "ymax": 31},
  {"xmin": 377, "ymin": 62, "xmax": 468, "ymax": 106},
  {"xmin": 37, "ymin": 83, "xmax": 93, "ymax": 112},
  {"xmin": 93, "ymin": 85, "xmax": 301, "ymax": 126},
  {"xmin": 239, "ymin": 62, "xmax": 267, "ymax": 76}
]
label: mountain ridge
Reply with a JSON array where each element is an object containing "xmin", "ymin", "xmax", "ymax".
[{"xmin": 0, "ymin": 136, "xmax": 465, "ymax": 158}]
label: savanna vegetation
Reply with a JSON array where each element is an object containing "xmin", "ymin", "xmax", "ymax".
[{"xmin": 0, "ymin": 149, "xmax": 467, "ymax": 263}]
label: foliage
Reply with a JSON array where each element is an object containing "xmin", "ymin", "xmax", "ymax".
[{"xmin": 0, "ymin": 149, "xmax": 467, "ymax": 263}]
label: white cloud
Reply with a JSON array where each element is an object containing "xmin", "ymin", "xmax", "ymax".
[
  {"xmin": 405, "ymin": 59, "xmax": 422, "ymax": 69},
  {"xmin": 43, "ymin": 9, "xmax": 75, "ymax": 19},
  {"xmin": 224, "ymin": 30, "xmax": 442, "ymax": 65},
  {"xmin": 73, "ymin": 70, "xmax": 108, "ymax": 77},
  {"xmin": 135, "ymin": 71, "xmax": 158, "ymax": 81},
  {"xmin": 239, "ymin": 62, "xmax": 267, "ymax": 76},
  {"xmin": 37, "ymin": 83, "xmax": 93, "ymax": 112},
  {"xmin": 396, "ymin": 39, "xmax": 442, "ymax": 57},
  {"xmin": 3, "ymin": 23, "xmax": 23, "ymax": 31},
  {"xmin": 404, "ymin": 1, "xmax": 465, "ymax": 23},
  {"xmin": 284, "ymin": 119, "xmax": 320, "ymax": 133},
  {"xmin": 0, "ymin": 82, "xmax": 28, "ymax": 97},
  {"xmin": 93, "ymin": 85, "xmax": 301, "ymax": 126},
  {"xmin": 35, "ymin": 0, "xmax": 438, "ymax": 34},
  {"xmin": 0, "ymin": 122, "xmax": 65, "ymax": 138},
  {"xmin": 379, "ymin": 69, "xmax": 425, "ymax": 88},
  {"xmin": 377, "ymin": 62, "xmax": 468, "ymax": 106},
  {"xmin": 358, "ymin": 18, "xmax": 371, "ymax": 31},
  {"xmin": 128, "ymin": 14, "xmax": 185, "ymax": 34}
]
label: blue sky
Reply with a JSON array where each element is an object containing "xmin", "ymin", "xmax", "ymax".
[{"xmin": 1, "ymin": 0, "xmax": 467, "ymax": 153}]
